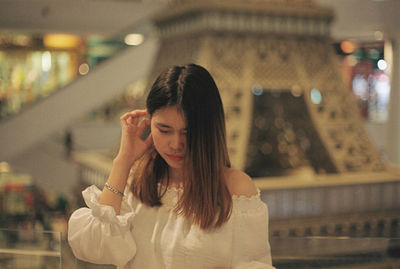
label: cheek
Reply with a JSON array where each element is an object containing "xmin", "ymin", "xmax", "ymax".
[{"xmin": 151, "ymin": 130, "xmax": 164, "ymax": 152}]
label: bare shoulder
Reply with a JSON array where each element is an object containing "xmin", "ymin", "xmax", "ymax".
[{"xmin": 224, "ymin": 167, "xmax": 258, "ymax": 197}]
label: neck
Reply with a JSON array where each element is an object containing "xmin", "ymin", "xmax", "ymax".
[{"xmin": 168, "ymin": 167, "xmax": 184, "ymax": 185}]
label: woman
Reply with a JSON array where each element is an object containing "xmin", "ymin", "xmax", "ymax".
[{"xmin": 68, "ymin": 64, "xmax": 275, "ymax": 269}]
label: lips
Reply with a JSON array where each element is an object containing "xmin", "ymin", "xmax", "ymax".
[{"xmin": 166, "ymin": 154, "xmax": 184, "ymax": 161}]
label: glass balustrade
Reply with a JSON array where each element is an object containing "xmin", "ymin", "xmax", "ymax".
[
  {"xmin": 69, "ymin": 236, "xmax": 400, "ymax": 268},
  {"xmin": 1, "ymin": 230, "xmax": 398, "ymax": 268},
  {"xmin": 0, "ymin": 228, "xmax": 62, "ymax": 269},
  {"xmin": 270, "ymin": 236, "xmax": 400, "ymax": 269}
]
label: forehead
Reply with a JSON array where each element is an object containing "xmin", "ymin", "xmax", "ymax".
[{"xmin": 152, "ymin": 106, "xmax": 186, "ymax": 128}]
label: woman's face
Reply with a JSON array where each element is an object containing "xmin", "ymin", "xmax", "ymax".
[{"xmin": 151, "ymin": 106, "xmax": 187, "ymax": 169}]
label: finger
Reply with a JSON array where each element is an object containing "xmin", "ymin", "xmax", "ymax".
[
  {"xmin": 131, "ymin": 114, "xmax": 140, "ymax": 126},
  {"xmin": 133, "ymin": 111, "xmax": 149, "ymax": 123},
  {"xmin": 126, "ymin": 115, "xmax": 134, "ymax": 125},
  {"xmin": 127, "ymin": 110, "xmax": 148, "ymax": 125},
  {"xmin": 131, "ymin": 109, "xmax": 147, "ymax": 114},
  {"xmin": 122, "ymin": 111, "xmax": 139, "ymax": 126},
  {"xmin": 121, "ymin": 109, "xmax": 146, "ymax": 120},
  {"xmin": 120, "ymin": 112, "xmax": 130, "ymax": 121},
  {"xmin": 143, "ymin": 133, "xmax": 153, "ymax": 148},
  {"xmin": 127, "ymin": 109, "xmax": 147, "ymax": 117},
  {"xmin": 120, "ymin": 113, "xmax": 131, "ymax": 127},
  {"xmin": 137, "ymin": 118, "xmax": 150, "ymax": 137}
]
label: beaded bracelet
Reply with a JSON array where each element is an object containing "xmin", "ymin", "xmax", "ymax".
[{"xmin": 104, "ymin": 182, "xmax": 124, "ymax": 197}]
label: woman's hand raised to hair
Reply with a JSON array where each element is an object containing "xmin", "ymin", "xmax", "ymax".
[
  {"xmin": 115, "ymin": 109, "xmax": 153, "ymax": 166},
  {"xmin": 97, "ymin": 110, "xmax": 151, "ymax": 213}
]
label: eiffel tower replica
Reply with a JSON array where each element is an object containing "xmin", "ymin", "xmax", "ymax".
[{"xmin": 146, "ymin": 0, "xmax": 387, "ymax": 177}]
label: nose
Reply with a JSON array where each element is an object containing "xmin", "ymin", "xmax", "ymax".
[{"xmin": 169, "ymin": 133, "xmax": 185, "ymax": 152}]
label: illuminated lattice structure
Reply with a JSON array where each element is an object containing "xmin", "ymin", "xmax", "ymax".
[{"xmin": 147, "ymin": 0, "xmax": 385, "ymax": 176}]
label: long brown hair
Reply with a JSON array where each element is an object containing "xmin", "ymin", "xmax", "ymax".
[{"xmin": 131, "ymin": 64, "xmax": 232, "ymax": 229}]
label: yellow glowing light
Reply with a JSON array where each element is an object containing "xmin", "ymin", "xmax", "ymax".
[
  {"xmin": 15, "ymin": 35, "xmax": 31, "ymax": 46},
  {"xmin": 124, "ymin": 33, "xmax": 144, "ymax": 46},
  {"xmin": 340, "ymin": 41, "xmax": 355, "ymax": 54},
  {"xmin": 43, "ymin": 34, "xmax": 81, "ymax": 49},
  {"xmin": 374, "ymin": 31, "xmax": 384, "ymax": 40},
  {"xmin": 346, "ymin": 55, "xmax": 358, "ymax": 67},
  {"xmin": 41, "ymin": 51, "xmax": 52, "ymax": 72},
  {"xmin": 79, "ymin": 63, "xmax": 90, "ymax": 75},
  {"xmin": 290, "ymin": 85, "xmax": 302, "ymax": 97},
  {"xmin": 0, "ymin": 161, "xmax": 11, "ymax": 173}
]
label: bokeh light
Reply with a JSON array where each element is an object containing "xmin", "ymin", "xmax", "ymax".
[
  {"xmin": 78, "ymin": 63, "xmax": 90, "ymax": 75},
  {"xmin": 377, "ymin": 59, "xmax": 388, "ymax": 71},
  {"xmin": 124, "ymin": 33, "xmax": 144, "ymax": 46},
  {"xmin": 310, "ymin": 88, "xmax": 322, "ymax": 105}
]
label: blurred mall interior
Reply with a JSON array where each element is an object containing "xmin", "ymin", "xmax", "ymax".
[{"xmin": 0, "ymin": 0, "xmax": 400, "ymax": 268}]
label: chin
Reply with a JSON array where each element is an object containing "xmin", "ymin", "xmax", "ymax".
[
  {"xmin": 158, "ymin": 154, "xmax": 182, "ymax": 168},
  {"xmin": 165, "ymin": 161, "xmax": 183, "ymax": 169}
]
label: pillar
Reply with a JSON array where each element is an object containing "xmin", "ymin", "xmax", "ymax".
[{"xmin": 386, "ymin": 36, "xmax": 400, "ymax": 165}]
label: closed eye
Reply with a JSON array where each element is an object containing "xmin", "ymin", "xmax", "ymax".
[{"xmin": 155, "ymin": 123, "xmax": 186, "ymax": 134}]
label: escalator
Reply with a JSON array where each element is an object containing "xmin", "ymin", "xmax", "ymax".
[{"xmin": 0, "ymin": 36, "xmax": 159, "ymax": 161}]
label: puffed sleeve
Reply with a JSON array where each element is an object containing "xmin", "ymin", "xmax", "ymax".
[
  {"xmin": 68, "ymin": 185, "xmax": 136, "ymax": 268},
  {"xmin": 231, "ymin": 194, "xmax": 276, "ymax": 269}
]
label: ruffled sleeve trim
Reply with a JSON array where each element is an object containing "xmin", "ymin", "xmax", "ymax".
[
  {"xmin": 231, "ymin": 188, "xmax": 266, "ymax": 215},
  {"xmin": 230, "ymin": 188, "xmax": 274, "ymax": 268},
  {"xmin": 231, "ymin": 188, "xmax": 261, "ymax": 200},
  {"xmin": 82, "ymin": 185, "xmax": 135, "ymax": 227}
]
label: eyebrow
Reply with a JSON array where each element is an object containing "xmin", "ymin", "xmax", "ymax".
[
  {"xmin": 155, "ymin": 122, "xmax": 187, "ymax": 130},
  {"xmin": 155, "ymin": 123, "xmax": 171, "ymax": 128}
]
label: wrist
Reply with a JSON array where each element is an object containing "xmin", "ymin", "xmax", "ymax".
[{"xmin": 113, "ymin": 155, "xmax": 135, "ymax": 168}]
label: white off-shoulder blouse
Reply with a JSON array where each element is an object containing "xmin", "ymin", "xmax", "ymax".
[{"xmin": 68, "ymin": 185, "xmax": 275, "ymax": 269}]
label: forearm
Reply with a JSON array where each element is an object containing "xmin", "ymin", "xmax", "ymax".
[{"xmin": 98, "ymin": 157, "xmax": 132, "ymax": 214}]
